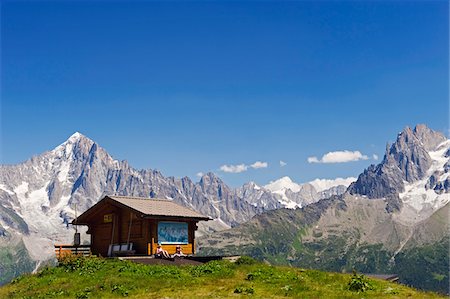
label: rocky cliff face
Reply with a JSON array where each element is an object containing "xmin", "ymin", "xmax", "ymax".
[{"xmin": 348, "ymin": 124, "xmax": 448, "ymax": 200}]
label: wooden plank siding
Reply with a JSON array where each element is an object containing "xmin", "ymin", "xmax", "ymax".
[{"xmin": 91, "ymin": 214, "xmax": 197, "ymax": 256}]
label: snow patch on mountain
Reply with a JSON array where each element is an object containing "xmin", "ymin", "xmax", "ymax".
[
  {"xmin": 0, "ymin": 184, "xmax": 15, "ymax": 195},
  {"xmin": 278, "ymin": 198, "xmax": 301, "ymax": 209},
  {"xmin": 251, "ymin": 182, "xmax": 261, "ymax": 190},
  {"xmin": 263, "ymin": 177, "xmax": 302, "ymax": 208},
  {"xmin": 14, "ymin": 181, "xmax": 69, "ymax": 236},
  {"xmin": 397, "ymin": 140, "xmax": 450, "ymax": 224},
  {"xmin": 14, "ymin": 182, "xmax": 29, "ymax": 197}
]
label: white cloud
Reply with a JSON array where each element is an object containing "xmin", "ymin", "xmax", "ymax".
[
  {"xmin": 307, "ymin": 156, "xmax": 320, "ymax": 163},
  {"xmin": 309, "ymin": 177, "xmax": 357, "ymax": 192},
  {"xmin": 279, "ymin": 160, "xmax": 287, "ymax": 167},
  {"xmin": 220, "ymin": 164, "xmax": 248, "ymax": 173},
  {"xmin": 373, "ymin": 154, "xmax": 379, "ymax": 160},
  {"xmin": 196, "ymin": 172, "xmax": 204, "ymax": 177},
  {"xmin": 308, "ymin": 150, "xmax": 369, "ymax": 164},
  {"xmin": 219, "ymin": 161, "xmax": 268, "ymax": 173},
  {"xmin": 250, "ymin": 161, "xmax": 268, "ymax": 169}
]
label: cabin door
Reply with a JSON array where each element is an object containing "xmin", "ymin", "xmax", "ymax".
[{"xmin": 92, "ymin": 223, "xmax": 114, "ymax": 257}]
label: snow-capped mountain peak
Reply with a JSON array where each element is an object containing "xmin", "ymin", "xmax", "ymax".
[
  {"xmin": 247, "ymin": 181, "xmax": 261, "ymax": 190},
  {"xmin": 261, "ymin": 176, "xmax": 353, "ymax": 209},
  {"xmin": 69, "ymin": 131, "xmax": 84, "ymax": 141},
  {"xmin": 264, "ymin": 176, "xmax": 301, "ymax": 193},
  {"xmin": 348, "ymin": 124, "xmax": 449, "ymax": 215},
  {"xmin": 51, "ymin": 132, "xmax": 94, "ymax": 157},
  {"xmin": 62, "ymin": 132, "xmax": 91, "ymax": 146}
]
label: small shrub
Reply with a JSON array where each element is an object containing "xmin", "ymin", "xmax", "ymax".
[
  {"xmin": 111, "ymin": 284, "xmax": 130, "ymax": 297},
  {"xmin": 37, "ymin": 266, "xmax": 56, "ymax": 277},
  {"xmin": 75, "ymin": 287, "xmax": 94, "ymax": 299},
  {"xmin": 244, "ymin": 267, "xmax": 278, "ymax": 283},
  {"xmin": 75, "ymin": 291, "xmax": 89, "ymax": 299},
  {"xmin": 190, "ymin": 260, "xmax": 234, "ymax": 277},
  {"xmin": 147, "ymin": 265, "xmax": 183, "ymax": 278},
  {"xmin": 10, "ymin": 276, "xmax": 23, "ymax": 284},
  {"xmin": 347, "ymin": 271, "xmax": 373, "ymax": 292},
  {"xmin": 384, "ymin": 287, "xmax": 399, "ymax": 295},
  {"xmin": 281, "ymin": 284, "xmax": 292, "ymax": 295},
  {"xmin": 45, "ymin": 288, "xmax": 66, "ymax": 297},
  {"xmin": 235, "ymin": 256, "xmax": 257, "ymax": 265},
  {"xmin": 234, "ymin": 286, "xmax": 255, "ymax": 294},
  {"xmin": 58, "ymin": 256, "xmax": 105, "ymax": 275}
]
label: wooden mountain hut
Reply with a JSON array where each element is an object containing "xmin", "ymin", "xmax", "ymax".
[{"xmin": 72, "ymin": 195, "xmax": 210, "ymax": 257}]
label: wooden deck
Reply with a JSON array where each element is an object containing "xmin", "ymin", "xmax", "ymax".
[
  {"xmin": 119, "ymin": 256, "xmax": 203, "ymax": 266},
  {"xmin": 54, "ymin": 243, "xmax": 240, "ymax": 268}
]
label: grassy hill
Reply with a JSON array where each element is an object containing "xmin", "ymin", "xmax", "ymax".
[{"xmin": 0, "ymin": 256, "xmax": 446, "ymax": 299}]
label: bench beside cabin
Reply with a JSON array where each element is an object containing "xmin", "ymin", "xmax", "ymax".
[{"xmin": 72, "ymin": 195, "xmax": 210, "ymax": 257}]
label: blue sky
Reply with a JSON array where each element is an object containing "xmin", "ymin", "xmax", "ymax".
[{"xmin": 1, "ymin": 1, "xmax": 448, "ymax": 187}]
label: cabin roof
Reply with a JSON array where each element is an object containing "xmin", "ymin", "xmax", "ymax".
[
  {"xmin": 73, "ymin": 195, "xmax": 211, "ymax": 224},
  {"xmin": 110, "ymin": 196, "xmax": 210, "ymax": 219}
]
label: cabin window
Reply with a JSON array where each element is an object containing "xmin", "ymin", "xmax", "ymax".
[
  {"xmin": 103, "ymin": 213, "xmax": 113, "ymax": 223},
  {"xmin": 157, "ymin": 222, "xmax": 188, "ymax": 244}
]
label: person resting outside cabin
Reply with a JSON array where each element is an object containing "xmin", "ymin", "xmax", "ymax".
[
  {"xmin": 172, "ymin": 245, "xmax": 186, "ymax": 258},
  {"xmin": 156, "ymin": 244, "xmax": 170, "ymax": 259}
]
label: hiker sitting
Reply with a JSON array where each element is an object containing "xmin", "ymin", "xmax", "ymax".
[
  {"xmin": 172, "ymin": 245, "xmax": 186, "ymax": 258},
  {"xmin": 155, "ymin": 244, "xmax": 170, "ymax": 259}
]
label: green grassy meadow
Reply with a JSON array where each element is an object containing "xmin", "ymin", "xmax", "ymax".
[{"xmin": 0, "ymin": 256, "xmax": 446, "ymax": 299}]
